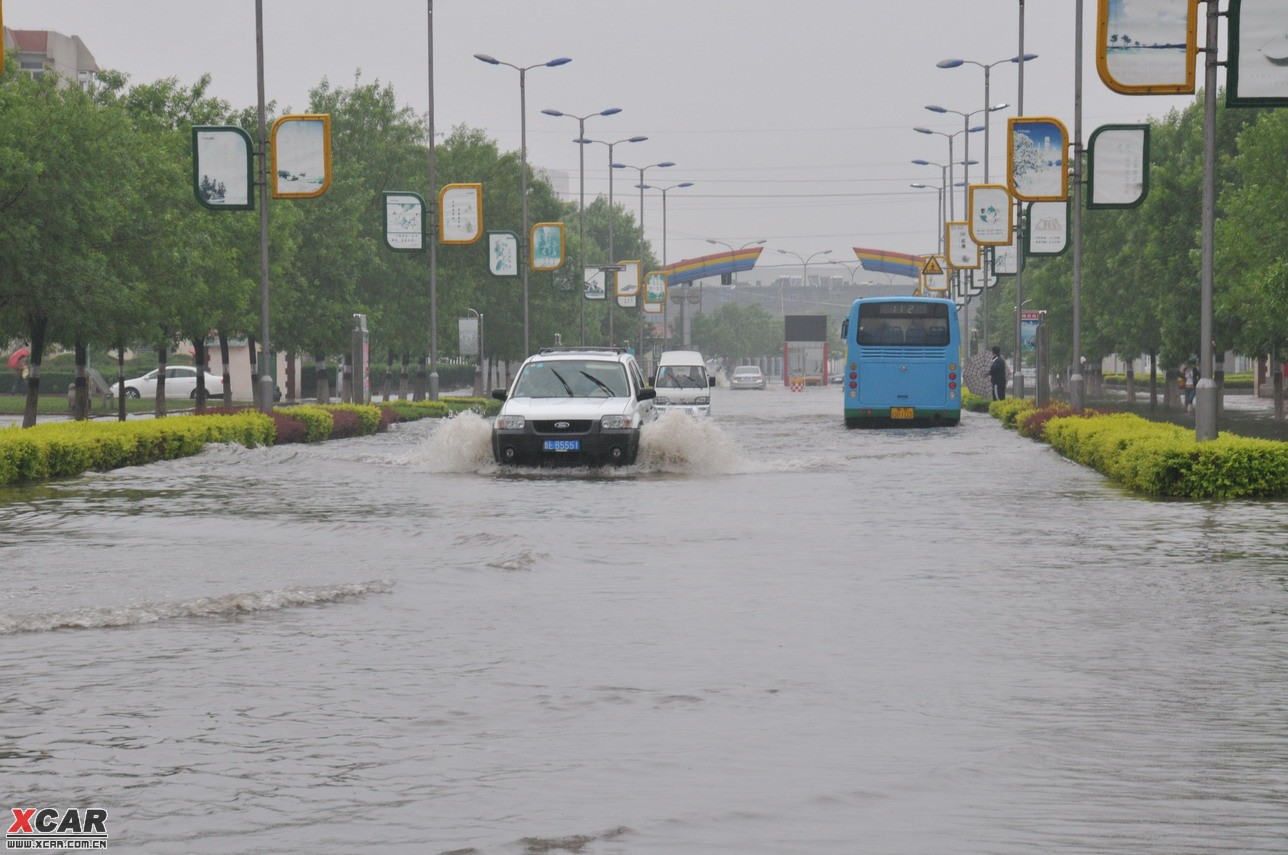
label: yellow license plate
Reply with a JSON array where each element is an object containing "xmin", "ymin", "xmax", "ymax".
[{"xmin": 891, "ymin": 407, "xmax": 914, "ymax": 419}]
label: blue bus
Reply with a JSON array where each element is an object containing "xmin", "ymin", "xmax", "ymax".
[{"xmin": 840, "ymin": 296, "xmax": 962, "ymax": 428}]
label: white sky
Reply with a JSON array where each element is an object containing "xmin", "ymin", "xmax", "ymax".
[{"xmin": 7, "ymin": 0, "xmax": 1209, "ymax": 285}]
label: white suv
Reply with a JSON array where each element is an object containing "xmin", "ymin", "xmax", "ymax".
[{"xmin": 491, "ymin": 347, "xmax": 657, "ymax": 466}]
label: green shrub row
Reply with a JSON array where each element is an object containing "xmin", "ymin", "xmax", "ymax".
[
  {"xmin": 0, "ymin": 397, "xmax": 496, "ymax": 486},
  {"xmin": 1042, "ymin": 414, "xmax": 1288, "ymax": 498},
  {"xmin": 988, "ymin": 398, "xmax": 1036, "ymax": 429},
  {"xmin": 0, "ymin": 412, "xmax": 274, "ymax": 485},
  {"xmin": 961, "ymin": 390, "xmax": 992, "ymax": 412}
]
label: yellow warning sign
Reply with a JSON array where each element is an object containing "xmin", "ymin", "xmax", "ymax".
[{"xmin": 921, "ymin": 256, "xmax": 944, "ymax": 276}]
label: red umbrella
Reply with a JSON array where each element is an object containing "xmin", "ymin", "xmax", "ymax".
[{"xmin": 7, "ymin": 348, "xmax": 29, "ymax": 371}]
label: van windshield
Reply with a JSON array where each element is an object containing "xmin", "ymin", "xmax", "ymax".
[{"xmin": 656, "ymin": 366, "xmax": 706, "ymax": 389}]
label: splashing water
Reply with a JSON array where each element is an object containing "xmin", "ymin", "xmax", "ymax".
[
  {"xmin": 636, "ymin": 410, "xmax": 749, "ymax": 474},
  {"xmin": 410, "ymin": 411, "xmax": 496, "ymax": 472}
]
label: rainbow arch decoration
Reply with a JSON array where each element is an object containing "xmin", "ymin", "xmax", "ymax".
[
  {"xmin": 661, "ymin": 246, "xmax": 764, "ymax": 286},
  {"xmin": 853, "ymin": 247, "xmax": 922, "ymax": 280}
]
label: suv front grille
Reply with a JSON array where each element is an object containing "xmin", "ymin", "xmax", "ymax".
[{"xmin": 532, "ymin": 420, "xmax": 593, "ymax": 434}]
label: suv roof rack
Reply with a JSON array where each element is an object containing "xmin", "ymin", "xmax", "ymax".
[{"xmin": 536, "ymin": 346, "xmax": 628, "ymax": 355}]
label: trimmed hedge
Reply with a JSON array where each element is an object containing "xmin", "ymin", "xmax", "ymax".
[
  {"xmin": 962, "ymin": 390, "xmax": 992, "ymax": 412},
  {"xmin": 988, "ymin": 398, "xmax": 1036, "ymax": 429},
  {"xmin": 1041, "ymin": 414, "xmax": 1288, "ymax": 498},
  {"xmin": 0, "ymin": 412, "xmax": 274, "ymax": 485},
  {"xmin": 0, "ymin": 397, "xmax": 488, "ymax": 486}
]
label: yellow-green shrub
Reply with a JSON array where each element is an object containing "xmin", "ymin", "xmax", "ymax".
[
  {"xmin": 0, "ymin": 412, "xmax": 274, "ymax": 486},
  {"xmin": 277, "ymin": 406, "xmax": 334, "ymax": 442},
  {"xmin": 323, "ymin": 404, "xmax": 382, "ymax": 435},
  {"xmin": 989, "ymin": 397, "xmax": 1035, "ymax": 428},
  {"xmin": 1043, "ymin": 413, "xmax": 1288, "ymax": 498}
]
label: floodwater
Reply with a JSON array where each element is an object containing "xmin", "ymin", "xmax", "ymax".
[{"xmin": 2, "ymin": 386, "xmax": 1286, "ymax": 854}]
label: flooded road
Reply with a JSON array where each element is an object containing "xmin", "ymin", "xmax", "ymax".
[{"xmin": 2, "ymin": 385, "xmax": 1286, "ymax": 854}]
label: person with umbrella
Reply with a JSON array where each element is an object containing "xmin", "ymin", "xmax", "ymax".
[
  {"xmin": 989, "ymin": 346, "xmax": 1008, "ymax": 401},
  {"xmin": 7, "ymin": 347, "xmax": 29, "ymax": 392}
]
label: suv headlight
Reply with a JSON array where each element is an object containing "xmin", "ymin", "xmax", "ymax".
[
  {"xmin": 495, "ymin": 415, "xmax": 525, "ymax": 430},
  {"xmin": 600, "ymin": 414, "xmax": 633, "ymax": 430}
]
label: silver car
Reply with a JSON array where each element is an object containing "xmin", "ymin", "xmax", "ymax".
[{"xmin": 730, "ymin": 365, "xmax": 767, "ymax": 390}]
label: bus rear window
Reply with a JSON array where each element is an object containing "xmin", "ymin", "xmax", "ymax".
[{"xmin": 856, "ymin": 301, "xmax": 951, "ymax": 346}]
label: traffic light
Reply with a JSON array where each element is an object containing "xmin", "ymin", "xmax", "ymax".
[{"xmin": 721, "ymin": 272, "xmax": 732, "ymax": 285}]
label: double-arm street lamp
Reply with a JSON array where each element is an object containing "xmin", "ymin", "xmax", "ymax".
[
  {"xmin": 542, "ymin": 106, "xmax": 621, "ymax": 345},
  {"xmin": 576, "ymin": 134, "xmax": 647, "ymax": 343},
  {"xmin": 474, "ymin": 52, "xmax": 571, "ymax": 355},
  {"xmin": 924, "ymin": 103, "xmax": 1009, "ymax": 217},
  {"xmin": 775, "ymin": 248, "xmax": 832, "ymax": 313},
  {"xmin": 614, "ymin": 160, "xmax": 674, "ymax": 355},
  {"xmin": 913, "ymin": 125, "xmax": 983, "ymax": 220},
  {"xmin": 706, "ymin": 238, "xmax": 766, "ymax": 286},
  {"xmin": 639, "ymin": 181, "xmax": 694, "ymax": 346}
]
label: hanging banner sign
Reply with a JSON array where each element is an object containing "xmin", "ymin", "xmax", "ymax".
[
  {"xmin": 644, "ymin": 271, "xmax": 667, "ymax": 313},
  {"xmin": 967, "ymin": 184, "xmax": 1014, "ymax": 245},
  {"xmin": 945, "ymin": 222, "xmax": 980, "ymax": 269},
  {"xmin": 488, "ymin": 231, "xmax": 518, "ymax": 276},
  {"xmin": 271, "ymin": 114, "xmax": 332, "ymax": 199},
  {"xmin": 383, "ymin": 192, "xmax": 425, "ymax": 251},
  {"xmin": 1027, "ymin": 201, "xmax": 1070, "ymax": 256},
  {"xmin": 993, "ymin": 240, "xmax": 1020, "ymax": 276},
  {"xmin": 1088, "ymin": 125, "xmax": 1150, "ymax": 208},
  {"xmin": 1228, "ymin": 0, "xmax": 1288, "ymax": 107},
  {"xmin": 530, "ymin": 223, "xmax": 565, "ymax": 271},
  {"xmin": 1096, "ymin": 0, "xmax": 1199, "ymax": 96},
  {"xmin": 920, "ymin": 255, "xmax": 950, "ymax": 293},
  {"xmin": 440, "ymin": 183, "xmax": 482, "ymax": 244},
  {"xmin": 1008, "ymin": 116, "xmax": 1070, "ymax": 201},
  {"xmin": 192, "ymin": 126, "xmax": 254, "ymax": 210},
  {"xmin": 584, "ymin": 268, "xmax": 606, "ymax": 300},
  {"xmin": 616, "ymin": 260, "xmax": 641, "ymax": 308}
]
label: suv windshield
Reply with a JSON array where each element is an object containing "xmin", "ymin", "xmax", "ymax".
[{"xmin": 512, "ymin": 359, "xmax": 631, "ymax": 398}]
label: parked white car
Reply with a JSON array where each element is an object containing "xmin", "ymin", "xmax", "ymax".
[
  {"xmin": 111, "ymin": 366, "xmax": 225, "ymax": 399},
  {"xmin": 491, "ymin": 347, "xmax": 656, "ymax": 466}
]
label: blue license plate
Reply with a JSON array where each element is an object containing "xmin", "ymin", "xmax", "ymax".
[{"xmin": 543, "ymin": 439, "xmax": 580, "ymax": 452}]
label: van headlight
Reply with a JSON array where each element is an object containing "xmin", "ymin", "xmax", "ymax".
[
  {"xmin": 695, "ymin": 396, "xmax": 709, "ymax": 405},
  {"xmin": 495, "ymin": 415, "xmax": 525, "ymax": 430},
  {"xmin": 600, "ymin": 414, "xmax": 633, "ymax": 430},
  {"xmin": 655, "ymin": 396, "xmax": 670, "ymax": 405}
]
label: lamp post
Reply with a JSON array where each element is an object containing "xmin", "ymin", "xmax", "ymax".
[
  {"xmin": 911, "ymin": 158, "xmax": 975, "ymax": 230},
  {"xmin": 706, "ymin": 238, "xmax": 765, "ymax": 287},
  {"xmin": 577, "ymin": 135, "xmax": 647, "ymax": 344},
  {"xmin": 474, "ymin": 52, "xmax": 572, "ymax": 355},
  {"xmin": 828, "ymin": 259, "xmax": 864, "ymax": 287},
  {"xmin": 913, "ymin": 126, "xmax": 983, "ymax": 220},
  {"xmin": 641, "ymin": 182, "xmax": 695, "ymax": 345},
  {"xmin": 937, "ymin": 54, "xmax": 1037, "ymax": 356},
  {"xmin": 910, "ymin": 181, "xmax": 948, "ymax": 254},
  {"xmin": 614, "ymin": 160, "xmax": 674, "ymax": 357},
  {"xmin": 775, "ymin": 248, "xmax": 832, "ymax": 313},
  {"xmin": 542, "ymin": 107, "xmax": 620, "ymax": 345}
]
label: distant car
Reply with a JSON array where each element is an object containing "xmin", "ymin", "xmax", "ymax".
[
  {"xmin": 111, "ymin": 366, "xmax": 225, "ymax": 400},
  {"xmin": 730, "ymin": 365, "xmax": 767, "ymax": 390},
  {"xmin": 491, "ymin": 347, "xmax": 657, "ymax": 466}
]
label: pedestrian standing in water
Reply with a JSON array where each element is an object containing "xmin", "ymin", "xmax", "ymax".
[{"xmin": 989, "ymin": 346, "xmax": 1007, "ymax": 401}]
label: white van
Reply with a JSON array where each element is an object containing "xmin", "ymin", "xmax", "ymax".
[{"xmin": 653, "ymin": 350, "xmax": 714, "ymax": 416}]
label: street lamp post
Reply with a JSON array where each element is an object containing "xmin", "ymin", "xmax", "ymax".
[
  {"xmin": 640, "ymin": 182, "xmax": 695, "ymax": 345},
  {"xmin": 542, "ymin": 107, "xmax": 621, "ymax": 345},
  {"xmin": 937, "ymin": 53, "xmax": 1037, "ymax": 357},
  {"xmin": 913, "ymin": 126, "xmax": 981, "ymax": 220},
  {"xmin": 577, "ymin": 135, "xmax": 647, "ymax": 344},
  {"xmin": 776, "ymin": 248, "xmax": 831, "ymax": 385},
  {"xmin": 910, "ymin": 181, "xmax": 947, "ymax": 254},
  {"xmin": 614, "ymin": 160, "xmax": 674, "ymax": 357},
  {"xmin": 474, "ymin": 52, "xmax": 571, "ymax": 356}
]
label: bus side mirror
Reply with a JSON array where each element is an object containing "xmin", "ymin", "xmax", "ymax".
[{"xmin": 840, "ymin": 319, "xmax": 849, "ymax": 338}]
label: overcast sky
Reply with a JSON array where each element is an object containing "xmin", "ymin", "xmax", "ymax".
[{"xmin": 8, "ymin": 0, "xmax": 1208, "ymax": 285}]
